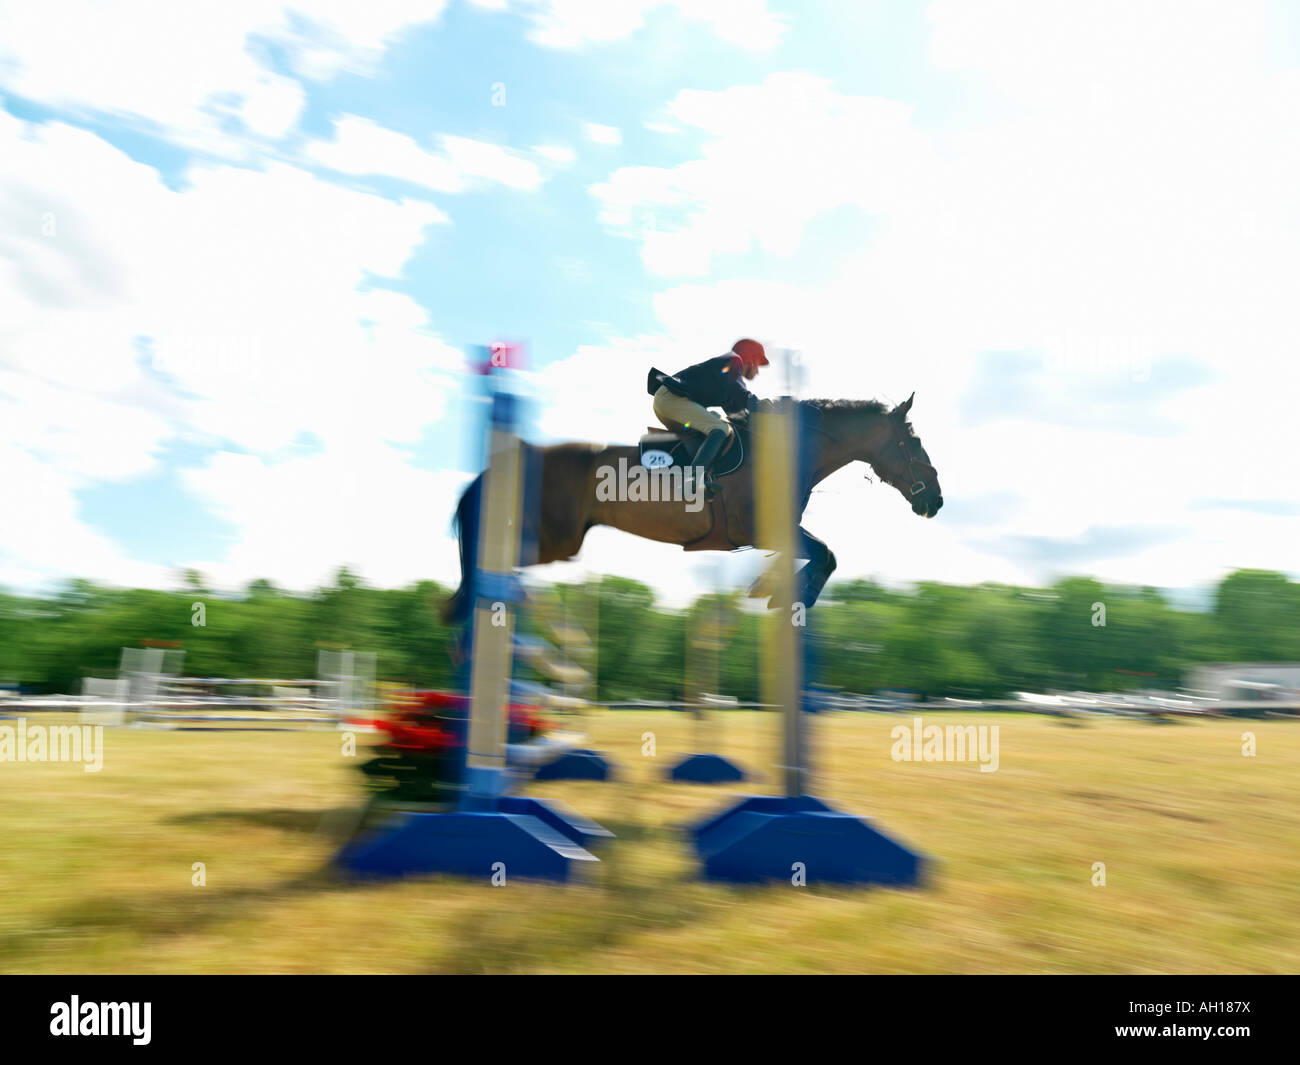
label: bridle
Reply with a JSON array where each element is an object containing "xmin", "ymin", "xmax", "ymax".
[{"xmin": 881, "ymin": 423, "xmax": 934, "ymax": 498}]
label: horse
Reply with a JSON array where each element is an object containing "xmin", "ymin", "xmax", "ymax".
[{"xmin": 443, "ymin": 394, "xmax": 942, "ymax": 623}]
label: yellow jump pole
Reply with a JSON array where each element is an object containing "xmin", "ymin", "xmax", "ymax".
[{"xmin": 755, "ymin": 377, "xmax": 807, "ymax": 797}]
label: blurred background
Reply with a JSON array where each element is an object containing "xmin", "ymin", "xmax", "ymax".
[
  {"xmin": 3, "ymin": 567, "xmax": 1300, "ymax": 705},
  {"xmin": 2, "ymin": 1, "xmax": 1298, "ymax": 974}
]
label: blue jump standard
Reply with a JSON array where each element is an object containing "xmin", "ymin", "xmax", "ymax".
[
  {"xmin": 533, "ymin": 748, "xmax": 615, "ymax": 781},
  {"xmin": 668, "ymin": 752, "xmax": 748, "ymax": 784},
  {"xmin": 336, "ymin": 795, "xmax": 611, "ymax": 882},
  {"xmin": 690, "ymin": 795, "xmax": 925, "ymax": 886}
]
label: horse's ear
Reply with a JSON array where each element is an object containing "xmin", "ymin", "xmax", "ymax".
[{"xmin": 895, "ymin": 392, "xmax": 915, "ymax": 418}]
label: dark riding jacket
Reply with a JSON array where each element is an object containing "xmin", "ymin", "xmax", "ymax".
[{"xmin": 647, "ymin": 354, "xmax": 756, "ymax": 415}]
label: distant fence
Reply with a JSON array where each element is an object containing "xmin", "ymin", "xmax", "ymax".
[{"xmin": 0, "ymin": 646, "xmax": 376, "ymax": 731}]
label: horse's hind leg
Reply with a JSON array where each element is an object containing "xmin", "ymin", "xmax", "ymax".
[
  {"xmin": 538, "ymin": 517, "xmax": 591, "ymax": 564},
  {"xmin": 536, "ymin": 448, "xmax": 597, "ymax": 564}
]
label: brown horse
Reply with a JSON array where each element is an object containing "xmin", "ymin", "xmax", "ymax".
[{"xmin": 443, "ymin": 395, "xmax": 942, "ymax": 622}]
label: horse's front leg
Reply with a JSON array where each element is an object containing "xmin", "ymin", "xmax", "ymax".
[{"xmin": 794, "ymin": 527, "xmax": 836, "ymax": 609}]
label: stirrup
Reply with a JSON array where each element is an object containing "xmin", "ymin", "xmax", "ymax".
[{"xmin": 685, "ymin": 467, "xmax": 717, "ymax": 497}]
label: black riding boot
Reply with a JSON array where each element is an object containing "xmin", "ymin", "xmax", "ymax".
[{"xmin": 687, "ymin": 429, "xmax": 729, "ymax": 501}]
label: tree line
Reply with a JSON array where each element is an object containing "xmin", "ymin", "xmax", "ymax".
[{"xmin": 1, "ymin": 568, "xmax": 1296, "ymax": 702}]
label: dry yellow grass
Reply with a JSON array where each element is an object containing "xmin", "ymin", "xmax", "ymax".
[{"xmin": 1, "ymin": 711, "xmax": 1297, "ymax": 973}]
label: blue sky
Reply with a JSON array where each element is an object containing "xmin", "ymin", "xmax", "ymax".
[{"xmin": 1, "ymin": 0, "xmax": 1298, "ymax": 604}]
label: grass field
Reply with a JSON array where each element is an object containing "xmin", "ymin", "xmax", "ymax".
[{"xmin": 1, "ymin": 710, "xmax": 1297, "ymax": 973}]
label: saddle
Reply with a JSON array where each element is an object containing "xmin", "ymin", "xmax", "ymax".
[
  {"xmin": 638, "ymin": 416, "xmax": 747, "ymax": 480},
  {"xmin": 637, "ymin": 417, "xmax": 748, "ymax": 553}
]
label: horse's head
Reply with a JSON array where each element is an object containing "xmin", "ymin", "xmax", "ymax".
[{"xmin": 870, "ymin": 393, "xmax": 943, "ymax": 519}]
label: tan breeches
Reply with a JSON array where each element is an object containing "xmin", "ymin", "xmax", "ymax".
[{"xmin": 653, "ymin": 386, "xmax": 733, "ymax": 438}]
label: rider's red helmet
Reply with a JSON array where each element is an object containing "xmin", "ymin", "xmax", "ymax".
[{"xmin": 731, "ymin": 338, "xmax": 768, "ymax": 369}]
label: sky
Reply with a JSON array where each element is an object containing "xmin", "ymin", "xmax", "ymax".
[{"xmin": 1, "ymin": 0, "xmax": 1298, "ymax": 607}]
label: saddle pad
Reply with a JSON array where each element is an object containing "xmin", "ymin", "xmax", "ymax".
[
  {"xmin": 638, "ymin": 427, "xmax": 744, "ymax": 477},
  {"xmin": 639, "ymin": 431, "xmax": 686, "ymax": 470}
]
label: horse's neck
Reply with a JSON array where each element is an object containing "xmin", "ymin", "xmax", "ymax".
[{"xmin": 811, "ymin": 408, "xmax": 893, "ymax": 484}]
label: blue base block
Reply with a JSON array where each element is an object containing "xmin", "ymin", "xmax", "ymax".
[
  {"xmin": 497, "ymin": 796, "xmax": 613, "ymax": 849},
  {"xmin": 668, "ymin": 753, "xmax": 748, "ymax": 784},
  {"xmin": 691, "ymin": 795, "xmax": 925, "ymax": 886},
  {"xmin": 336, "ymin": 809, "xmax": 600, "ymax": 882},
  {"xmin": 533, "ymin": 749, "xmax": 615, "ymax": 781}
]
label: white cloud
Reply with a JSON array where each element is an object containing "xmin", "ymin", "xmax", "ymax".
[
  {"xmin": 0, "ymin": 109, "xmax": 463, "ymax": 591},
  {"xmin": 305, "ymin": 115, "xmax": 463, "ymax": 192},
  {"xmin": 534, "ymin": 144, "xmax": 576, "ymax": 164},
  {"xmin": 442, "ymin": 134, "xmax": 543, "ymax": 189},
  {"xmin": 591, "ymin": 73, "xmax": 925, "ymax": 275},
  {"xmin": 237, "ymin": 74, "xmax": 309, "ymax": 140},
  {"xmin": 532, "ymin": 334, "xmax": 694, "ymax": 443},
  {"xmin": 0, "ymin": 1, "xmax": 446, "ymax": 149},
  {"xmin": 477, "ymin": 0, "xmax": 785, "ymax": 52},
  {"xmin": 275, "ymin": 0, "xmax": 450, "ymax": 80},
  {"xmin": 305, "ymin": 115, "xmax": 543, "ymax": 193},
  {"xmin": 0, "ymin": 441, "xmax": 171, "ymax": 590},
  {"xmin": 179, "ymin": 445, "xmax": 471, "ymax": 593},
  {"xmin": 584, "ymin": 122, "xmax": 622, "ymax": 146}
]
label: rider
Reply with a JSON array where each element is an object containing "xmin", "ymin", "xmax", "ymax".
[{"xmin": 646, "ymin": 339, "xmax": 768, "ymax": 498}]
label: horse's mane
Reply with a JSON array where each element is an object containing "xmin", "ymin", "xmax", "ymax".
[
  {"xmin": 737, "ymin": 397, "xmax": 906, "ymax": 438},
  {"xmin": 802, "ymin": 398, "xmax": 890, "ymax": 416},
  {"xmin": 744, "ymin": 397, "xmax": 890, "ymax": 418},
  {"xmin": 801, "ymin": 397, "xmax": 918, "ymax": 440}
]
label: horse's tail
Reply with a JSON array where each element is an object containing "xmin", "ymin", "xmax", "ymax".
[{"xmin": 441, "ymin": 474, "xmax": 483, "ymax": 625}]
